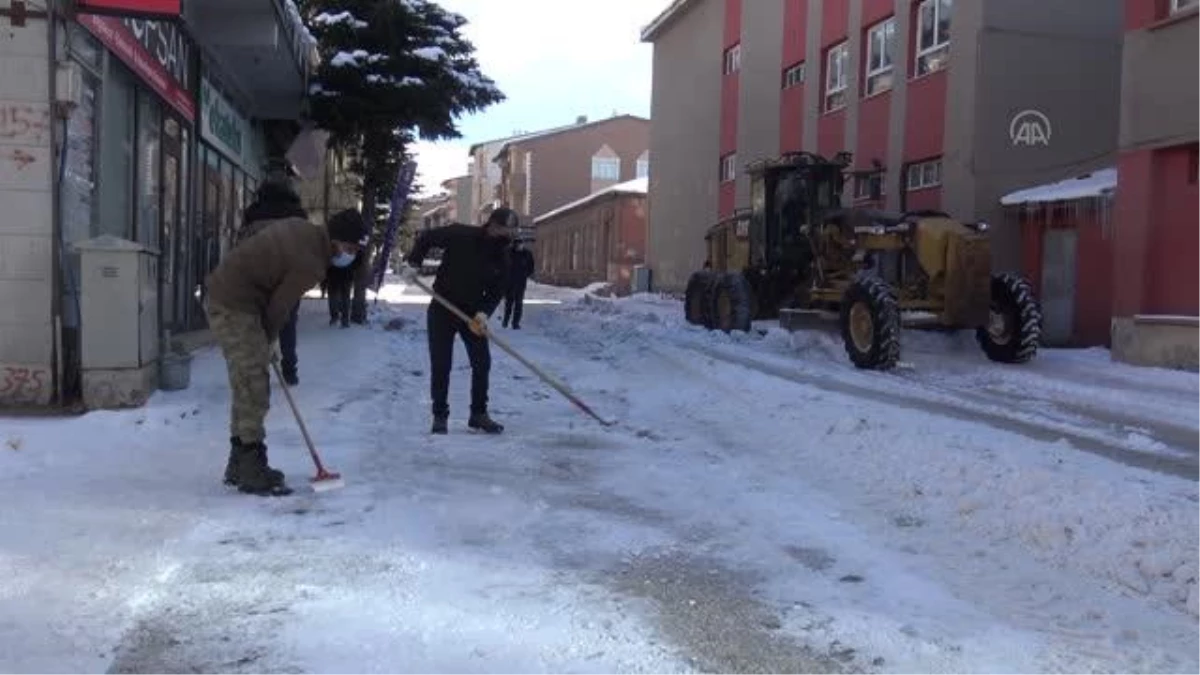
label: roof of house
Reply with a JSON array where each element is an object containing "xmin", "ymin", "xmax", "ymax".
[
  {"xmin": 467, "ymin": 128, "xmax": 567, "ymax": 156},
  {"xmin": 533, "ymin": 177, "xmax": 649, "ymax": 224},
  {"xmin": 491, "ymin": 115, "xmax": 650, "ymax": 163},
  {"xmin": 999, "ymin": 168, "xmax": 1117, "ymax": 206},
  {"xmin": 641, "ymin": 0, "xmax": 703, "ymax": 42}
]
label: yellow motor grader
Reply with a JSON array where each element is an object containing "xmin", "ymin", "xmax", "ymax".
[{"xmin": 684, "ymin": 151, "xmax": 1042, "ymax": 370}]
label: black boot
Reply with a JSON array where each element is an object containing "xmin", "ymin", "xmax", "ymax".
[
  {"xmin": 224, "ymin": 437, "xmax": 240, "ymax": 486},
  {"xmin": 224, "ymin": 437, "xmax": 284, "ymax": 486},
  {"xmin": 234, "ymin": 442, "xmax": 292, "ymax": 496},
  {"xmin": 282, "ymin": 369, "xmax": 299, "ymax": 387},
  {"xmin": 431, "ymin": 415, "xmax": 449, "ymax": 435},
  {"xmin": 468, "ymin": 412, "xmax": 504, "ymax": 434}
]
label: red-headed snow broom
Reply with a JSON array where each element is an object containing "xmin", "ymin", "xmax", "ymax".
[{"xmin": 271, "ymin": 358, "xmax": 346, "ymax": 492}]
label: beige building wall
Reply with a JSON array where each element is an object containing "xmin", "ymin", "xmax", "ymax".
[
  {"xmin": 643, "ymin": 0, "xmax": 724, "ymax": 292},
  {"xmin": 295, "ymin": 147, "xmax": 361, "ymax": 226},
  {"xmin": 0, "ymin": 3, "xmax": 55, "ymax": 407}
]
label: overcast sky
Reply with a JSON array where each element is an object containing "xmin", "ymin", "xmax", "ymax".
[{"xmin": 408, "ymin": 0, "xmax": 667, "ymax": 196}]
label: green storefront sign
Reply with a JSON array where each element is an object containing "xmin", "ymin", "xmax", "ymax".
[{"xmin": 200, "ymin": 76, "xmax": 250, "ymax": 169}]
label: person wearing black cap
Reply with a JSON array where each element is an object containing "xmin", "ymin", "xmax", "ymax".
[
  {"xmin": 206, "ymin": 208, "xmax": 369, "ymax": 496},
  {"xmin": 403, "ymin": 207, "xmax": 517, "ymax": 435}
]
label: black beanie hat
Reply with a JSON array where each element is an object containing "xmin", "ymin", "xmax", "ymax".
[{"xmin": 327, "ymin": 208, "xmax": 369, "ymax": 245}]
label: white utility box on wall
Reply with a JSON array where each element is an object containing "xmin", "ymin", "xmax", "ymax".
[{"xmin": 76, "ymin": 235, "xmax": 160, "ymax": 409}]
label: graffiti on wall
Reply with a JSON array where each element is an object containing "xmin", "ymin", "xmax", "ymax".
[
  {"xmin": 0, "ymin": 365, "xmax": 51, "ymax": 406},
  {"xmin": 0, "ymin": 104, "xmax": 51, "ymax": 146}
]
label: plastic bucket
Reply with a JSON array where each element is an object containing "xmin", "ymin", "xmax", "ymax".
[{"xmin": 160, "ymin": 352, "xmax": 193, "ymax": 391}]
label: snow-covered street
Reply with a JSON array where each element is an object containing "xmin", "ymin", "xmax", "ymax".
[{"xmin": 2, "ymin": 281, "xmax": 1197, "ymax": 674}]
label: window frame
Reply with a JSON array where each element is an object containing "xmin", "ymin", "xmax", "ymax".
[
  {"xmin": 824, "ymin": 41, "xmax": 849, "ymax": 113},
  {"xmin": 720, "ymin": 153, "xmax": 737, "ymax": 183},
  {"xmin": 782, "ymin": 61, "xmax": 806, "ymax": 89},
  {"xmin": 915, "ymin": 0, "xmax": 952, "ymax": 77},
  {"xmin": 906, "ymin": 158, "xmax": 943, "ymax": 191},
  {"xmin": 853, "ymin": 172, "xmax": 886, "ymax": 201},
  {"xmin": 636, "ymin": 157, "xmax": 649, "ymax": 179},
  {"xmin": 864, "ymin": 18, "xmax": 896, "ymax": 97},
  {"xmin": 591, "ymin": 156, "xmax": 620, "ymax": 181},
  {"xmin": 723, "ymin": 43, "xmax": 742, "ymax": 75}
]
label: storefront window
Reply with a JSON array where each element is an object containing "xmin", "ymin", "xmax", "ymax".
[
  {"xmin": 177, "ymin": 126, "xmax": 196, "ymax": 330},
  {"xmin": 98, "ymin": 61, "xmax": 135, "ymax": 239},
  {"xmin": 136, "ymin": 92, "xmax": 162, "ymax": 250},
  {"xmin": 222, "ymin": 156, "xmax": 236, "ymax": 250},
  {"xmin": 202, "ymin": 144, "xmax": 223, "ymax": 275}
]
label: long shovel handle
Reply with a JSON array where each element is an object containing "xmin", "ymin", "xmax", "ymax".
[
  {"xmin": 271, "ymin": 359, "xmax": 330, "ymax": 473},
  {"xmin": 409, "ymin": 276, "xmax": 615, "ymax": 427}
]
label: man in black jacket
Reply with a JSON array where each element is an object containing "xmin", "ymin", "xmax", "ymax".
[
  {"xmin": 403, "ymin": 208, "xmax": 516, "ymax": 435},
  {"xmin": 502, "ymin": 239, "xmax": 535, "ymax": 330},
  {"xmin": 325, "ymin": 250, "xmax": 362, "ymax": 328},
  {"xmin": 236, "ymin": 172, "xmax": 307, "ymax": 386}
]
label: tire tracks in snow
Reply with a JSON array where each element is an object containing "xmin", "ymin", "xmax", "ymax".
[
  {"xmin": 678, "ymin": 339, "xmax": 1199, "ymax": 481},
  {"xmin": 532, "ymin": 306, "xmax": 1198, "ymax": 673},
  {"xmin": 573, "ymin": 299, "xmax": 1200, "ymax": 478}
]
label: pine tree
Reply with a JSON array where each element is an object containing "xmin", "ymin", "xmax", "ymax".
[{"xmin": 299, "ymin": 0, "xmax": 503, "ymax": 216}]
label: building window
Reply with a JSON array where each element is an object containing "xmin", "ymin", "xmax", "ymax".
[
  {"xmin": 135, "ymin": 93, "xmax": 162, "ymax": 250},
  {"xmin": 854, "ymin": 172, "xmax": 886, "ymax": 201},
  {"xmin": 723, "ymin": 43, "xmax": 741, "ymax": 74},
  {"xmin": 782, "ymin": 61, "xmax": 806, "ymax": 89},
  {"xmin": 915, "ymin": 0, "xmax": 952, "ymax": 77},
  {"xmin": 98, "ymin": 61, "xmax": 136, "ymax": 240},
  {"xmin": 825, "ymin": 41, "xmax": 849, "ymax": 112},
  {"xmin": 720, "ymin": 153, "xmax": 737, "ymax": 183},
  {"xmin": 906, "ymin": 159, "xmax": 942, "ymax": 191},
  {"xmin": 865, "ymin": 18, "xmax": 896, "ymax": 96},
  {"xmin": 1172, "ymin": 0, "xmax": 1198, "ymax": 13},
  {"xmin": 636, "ymin": 152, "xmax": 649, "ymax": 179},
  {"xmin": 591, "ymin": 156, "xmax": 620, "ymax": 181}
]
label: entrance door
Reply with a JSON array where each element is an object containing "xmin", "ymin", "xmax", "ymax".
[{"xmin": 1040, "ymin": 228, "xmax": 1078, "ymax": 346}]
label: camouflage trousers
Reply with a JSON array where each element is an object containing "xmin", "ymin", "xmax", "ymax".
[{"xmin": 206, "ymin": 303, "xmax": 271, "ymax": 443}]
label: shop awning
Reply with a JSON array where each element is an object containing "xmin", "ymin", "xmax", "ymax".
[
  {"xmin": 1000, "ymin": 168, "xmax": 1117, "ymax": 206},
  {"xmin": 185, "ymin": 0, "xmax": 317, "ymax": 119}
]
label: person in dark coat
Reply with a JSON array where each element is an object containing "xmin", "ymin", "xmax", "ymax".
[
  {"xmin": 236, "ymin": 175, "xmax": 307, "ymax": 386},
  {"xmin": 325, "ymin": 250, "xmax": 362, "ymax": 328},
  {"xmin": 402, "ymin": 208, "xmax": 516, "ymax": 435},
  {"xmin": 502, "ymin": 239, "xmax": 535, "ymax": 329}
]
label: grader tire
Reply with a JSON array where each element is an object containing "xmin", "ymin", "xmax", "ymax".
[
  {"xmin": 710, "ymin": 273, "xmax": 754, "ymax": 333},
  {"xmin": 977, "ymin": 272, "xmax": 1042, "ymax": 364},
  {"xmin": 839, "ymin": 275, "xmax": 901, "ymax": 370},
  {"xmin": 685, "ymin": 271, "xmax": 719, "ymax": 329}
]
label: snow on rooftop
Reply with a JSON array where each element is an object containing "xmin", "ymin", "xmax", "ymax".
[
  {"xmin": 535, "ymin": 177, "xmax": 648, "ymax": 224},
  {"xmin": 1000, "ymin": 168, "xmax": 1117, "ymax": 206}
]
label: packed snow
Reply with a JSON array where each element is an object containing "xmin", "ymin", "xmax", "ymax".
[{"xmin": 0, "ymin": 280, "xmax": 1196, "ymax": 673}]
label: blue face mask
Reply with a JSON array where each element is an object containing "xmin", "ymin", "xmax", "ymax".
[{"xmin": 331, "ymin": 251, "xmax": 355, "ymax": 268}]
